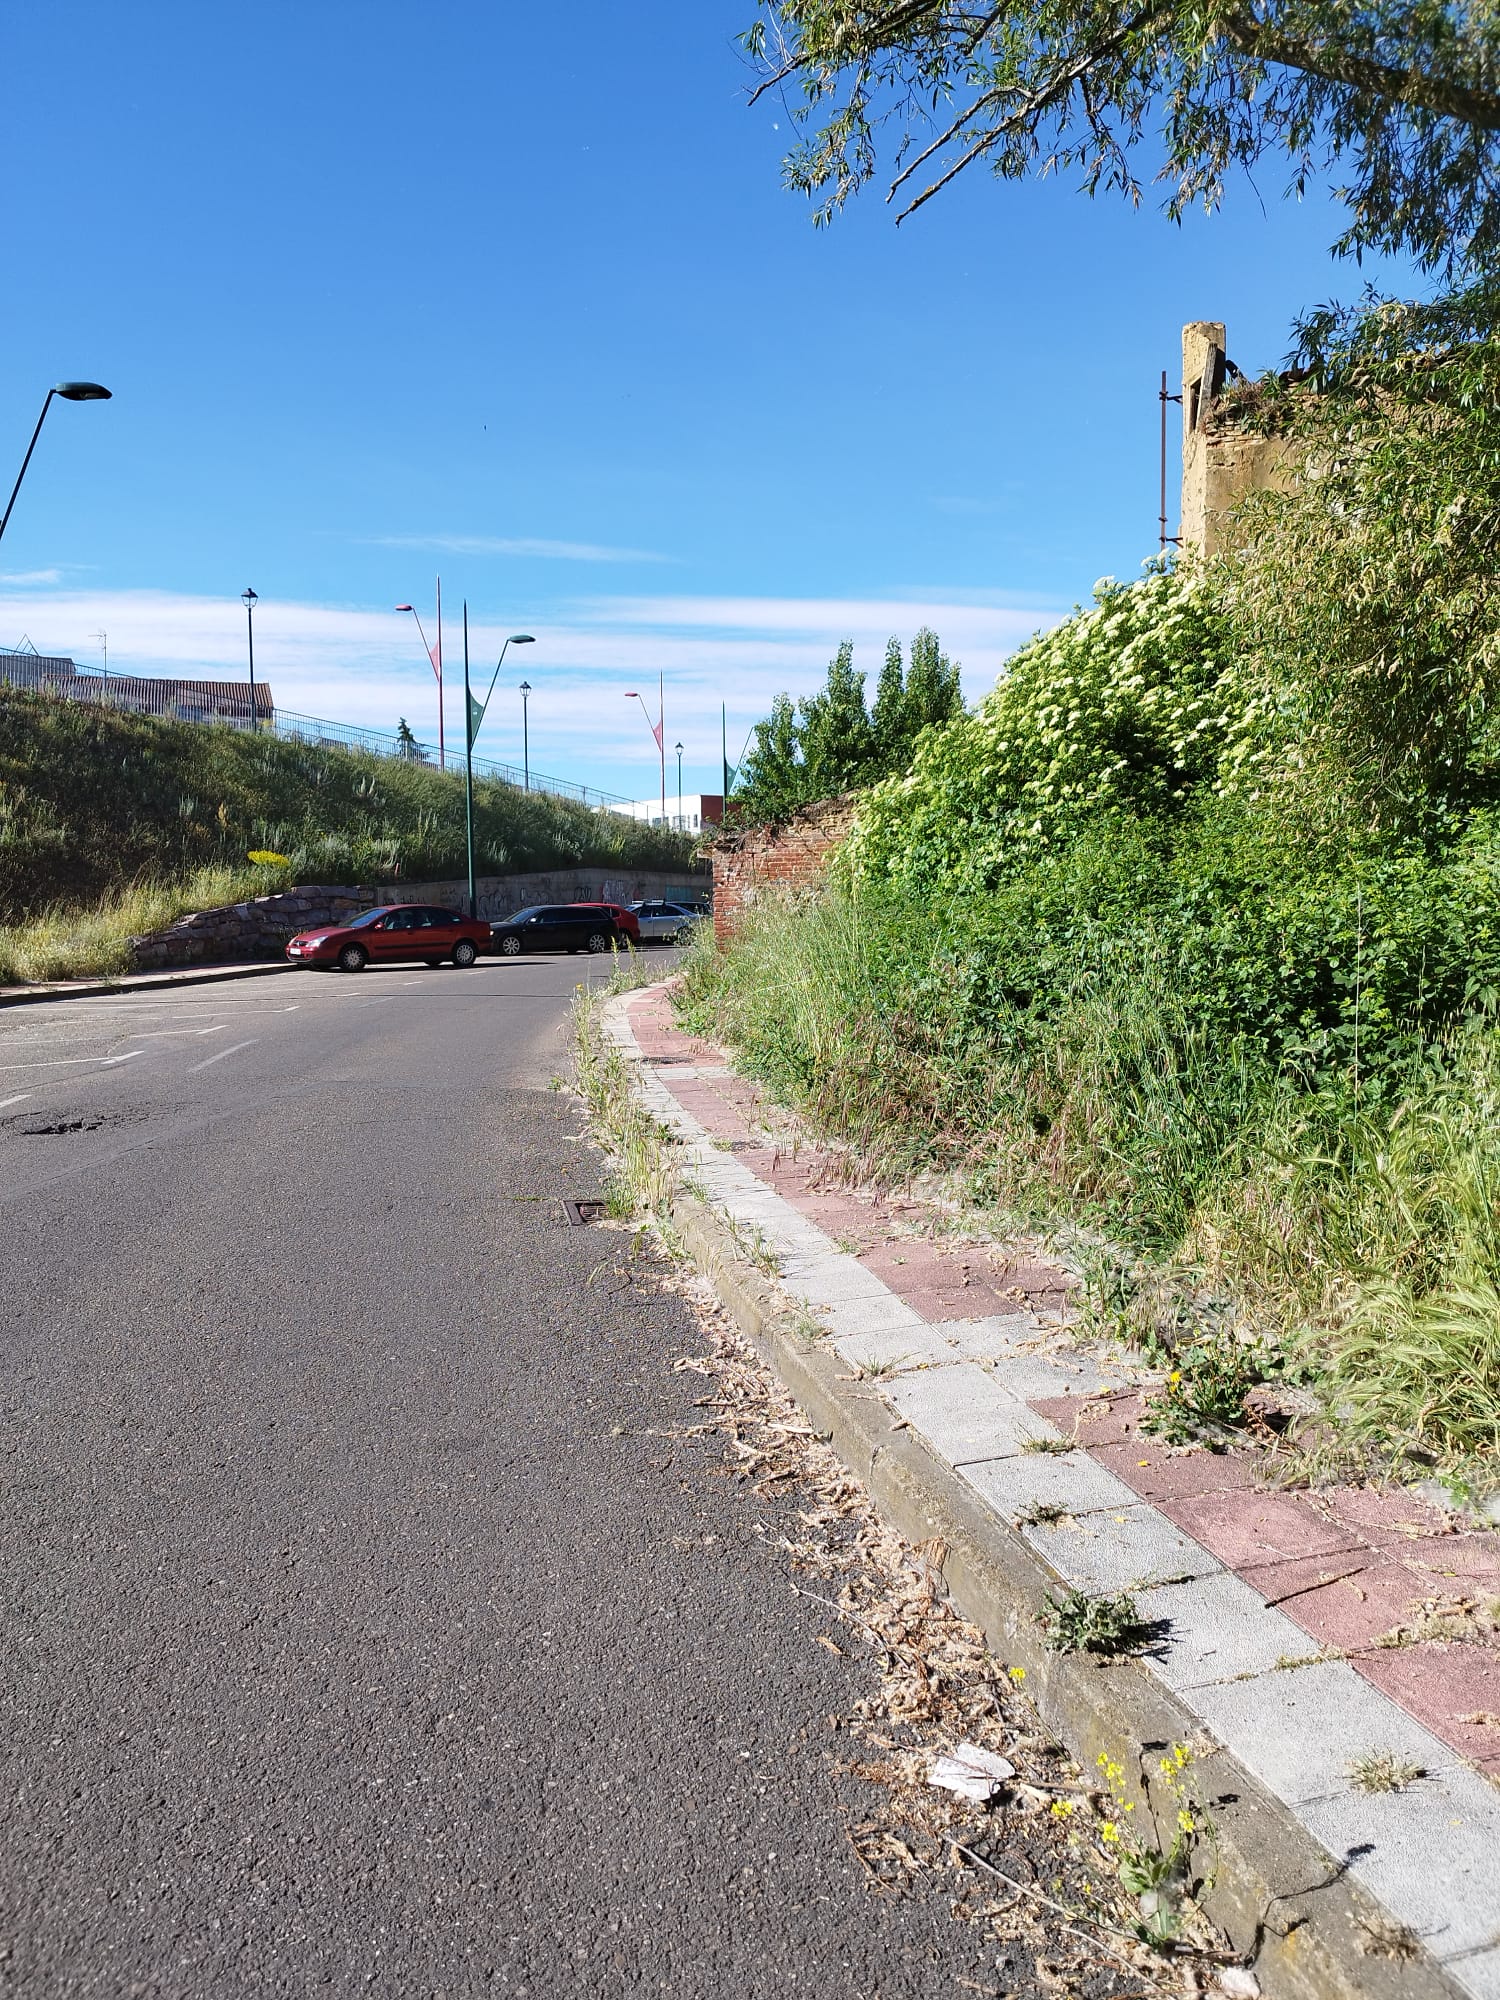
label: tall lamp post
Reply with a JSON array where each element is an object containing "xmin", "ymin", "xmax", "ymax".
[
  {"xmin": 462, "ymin": 607, "xmax": 534, "ymax": 916},
  {"xmin": 395, "ymin": 582, "xmax": 445, "ymax": 767},
  {"xmin": 519, "ymin": 680, "xmax": 532, "ymax": 792},
  {"xmin": 0, "ymin": 381, "xmax": 112, "ymax": 547},
  {"xmin": 674, "ymin": 741, "xmax": 684, "ymax": 831},
  {"xmin": 624, "ymin": 674, "xmax": 665, "ymax": 822},
  {"xmin": 241, "ymin": 587, "xmax": 259, "ymax": 731}
]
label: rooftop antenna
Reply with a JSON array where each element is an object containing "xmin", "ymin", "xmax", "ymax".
[{"xmin": 91, "ymin": 628, "xmax": 107, "ymax": 675}]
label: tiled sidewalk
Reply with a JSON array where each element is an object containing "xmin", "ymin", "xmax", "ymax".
[{"xmin": 614, "ymin": 981, "xmax": 1500, "ymax": 1998}]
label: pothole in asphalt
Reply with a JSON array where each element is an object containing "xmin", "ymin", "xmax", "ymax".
[{"xmin": 20, "ymin": 1116, "xmax": 109, "ymax": 1135}]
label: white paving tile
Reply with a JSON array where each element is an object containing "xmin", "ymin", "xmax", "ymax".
[
  {"xmin": 1022, "ymin": 1501, "xmax": 1221, "ymax": 1593},
  {"xmin": 778, "ymin": 1252, "xmax": 894, "ymax": 1307},
  {"xmin": 1297, "ymin": 1766, "xmax": 1500, "ymax": 1965},
  {"xmin": 815, "ymin": 1293, "xmax": 926, "ymax": 1340},
  {"xmin": 884, "ymin": 1365, "xmax": 1054, "ymax": 1465},
  {"xmin": 960, "ymin": 1448, "xmax": 1137, "ymax": 1522},
  {"xmin": 833, "ymin": 1324, "xmax": 965, "ymax": 1373},
  {"xmin": 1185, "ymin": 1658, "xmax": 1465, "ymax": 1804},
  {"xmin": 1449, "ymin": 1943, "xmax": 1500, "ymax": 2000},
  {"xmin": 1136, "ymin": 1571, "xmax": 1319, "ymax": 1692}
]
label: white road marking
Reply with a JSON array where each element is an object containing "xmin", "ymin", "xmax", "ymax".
[
  {"xmin": 189, "ymin": 1039, "xmax": 258, "ymax": 1072},
  {"xmin": 134, "ymin": 1025, "xmax": 227, "ymax": 1038},
  {"xmin": 0, "ymin": 1093, "xmax": 31, "ymax": 1109},
  {"xmin": 0, "ymin": 1050, "xmax": 143, "ymax": 1073}
]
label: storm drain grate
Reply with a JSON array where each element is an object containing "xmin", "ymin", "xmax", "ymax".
[{"xmin": 563, "ymin": 1198, "xmax": 608, "ymax": 1226}]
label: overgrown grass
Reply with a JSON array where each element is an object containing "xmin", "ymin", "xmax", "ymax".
[
  {"xmin": 0, "ymin": 862, "xmax": 292, "ymax": 985},
  {"xmin": 679, "ymin": 880, "xmax": 1500, "ymax": 1471},
  {"xmin": 0, "ymin": 688, "xmax": 694, "ymax": 919}
]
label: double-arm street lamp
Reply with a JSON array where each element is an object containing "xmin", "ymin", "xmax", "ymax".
[
  {"xmin": 0, "ymin": 381, "xmax": 112, "ymax": 547},
  {"xmin": 461, "ymin": 604, "xmax": 534, "ymax": 916}
]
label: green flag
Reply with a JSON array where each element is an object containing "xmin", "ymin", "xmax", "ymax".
[{"xmin": 467, "ymin": 690, "xmax": 485, "ymax": 747}]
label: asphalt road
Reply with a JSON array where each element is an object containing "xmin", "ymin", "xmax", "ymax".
[{"xmin": 0, "ymin": 957, "xmax": 1000, "ymax": 1998}]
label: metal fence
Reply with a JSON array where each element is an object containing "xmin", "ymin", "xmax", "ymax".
[{"xmin": 0, "ymin": 651, "xmax": 632, "ymax": 811}]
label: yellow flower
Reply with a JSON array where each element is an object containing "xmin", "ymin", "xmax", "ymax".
[
  {"xmin": 1100, "ymin": 1822, "xmax": 1120, "ymax": 1844},
  {"xmin": 1008, "ymin": 1665, "xmax": 1026, "ymax": 1682},
  {"xmin": 247, "ymin": 849, "xmax": 289, "ymax": 865},
  {"xmin": 1050, "ymin": 1799, "xmax": 1075, "ymax": 1819},
  {"xmin": 1178, "ymin": 1809, "xmax": 1196, "ymax": 1834},
  {"xmin": 1168, "ymin": 1370, "xmax": 1182, "ymax": 1386}
]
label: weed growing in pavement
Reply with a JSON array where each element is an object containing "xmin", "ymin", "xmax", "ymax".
[
  {"xmin": 1021, "ymin": 1434, "xmax": 1075, "ymax": 1455},
  {"xmin": 1348, "ymin": 1750, "xmax": 1426, "ymax": 1793},
  {"xmin": 571, "ymin": 980, "xmax": 679, "ymax": 1239},
  {"xmin": 1017, "ymin": 1500, "xmax": 1069, "ymax": 1527},
  {"xmin": 1041, "ymin": 1588, "xmax": 1149, "ymax": 1656},
  {"xmin": 1140, "ymin": 1330, "xmax": 1276, "ymax": 1444},
  {"xmin": 1095, "ymin": 1746, "xmax": 1214, "ymax": 1947}
]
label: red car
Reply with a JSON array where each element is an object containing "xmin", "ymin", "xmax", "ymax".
[
  {"xmin": 568, "ymin": 901, "xmax": 641, "ymax": 944},
  {"xmin": 286, "ymin": 904, "xmax": 490, "ymax": 973}
]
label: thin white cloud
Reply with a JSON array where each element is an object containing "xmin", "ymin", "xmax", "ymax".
[
  {"xmin": 0, "ymin": 581, "xmax": 1065, "ymax": 792},
  {"xmin": 367, "ymin": 534, "xmax": 672, "ymax": 564},
  {"xmin": 0, "ymin": 568, "xmax": 63, "ymax": 585}
]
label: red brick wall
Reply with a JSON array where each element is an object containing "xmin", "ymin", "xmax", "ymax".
[{"xmin": 711, "ymin": 795, "xmax": 858, "ymax": 945}]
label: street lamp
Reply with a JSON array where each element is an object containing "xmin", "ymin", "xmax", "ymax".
[
  {"xmin": 461, "ymin": 608, "xmax": 534, "ymax": 917},
  {"xmin": 519, "ymin": 680, "xmax": 532, "ymax": 793},
  {"xmin": 675, "ymin": 741, "xmax": 684, "ymax": 831},
  {"xmin": 624, "ymin": 677, "xmax": 666, "ymax": 823},
  {"xmin": 241, "ymin": 587, "xmax": 259, "ymax": 732},
  {"xmin": 0, "ymin": 381, "xmax": 112, "ymax": 547},
  {"xmin": 395, "ymin": 584, "xmax": 445, "ymax": 767}
]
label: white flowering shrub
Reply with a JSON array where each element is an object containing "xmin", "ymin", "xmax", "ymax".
[{"xmin": 850, "ymin": 564, "xmax": 1234, "ymax": 893}]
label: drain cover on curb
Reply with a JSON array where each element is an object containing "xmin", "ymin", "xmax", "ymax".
[{"xmin": 563, "ymin": 1198, "xmax": 608, "ymax": 1225}]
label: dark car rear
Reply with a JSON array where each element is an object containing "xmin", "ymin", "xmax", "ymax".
[{"xmin": 490, "ymin": 906, "xmax": 621, "ymax": 956}]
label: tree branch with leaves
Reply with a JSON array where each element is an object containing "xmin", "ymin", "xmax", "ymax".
[{"xmin": 743, "ymin": 0, "xmax": 1500, "ymax": 270}]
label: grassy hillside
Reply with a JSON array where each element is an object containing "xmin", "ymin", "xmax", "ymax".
[{"xmin": 0, "ymin": 690, "xmax": 693, "ymax": 921}]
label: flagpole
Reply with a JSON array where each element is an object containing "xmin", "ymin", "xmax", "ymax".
[
  {"xmin": 436, "ymin": 575, "xmax": 445, "ymax": 770},
  {"xmin": 658, "ymin": 669, "xmax": 665, "ymax": 825},
  {"xmin": 463, "ymin": 602, "xmax": 476, "ymax": 919}
]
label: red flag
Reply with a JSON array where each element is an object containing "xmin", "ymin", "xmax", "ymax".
[
  {"xmin": 429, "ymin": 643, "xmax": 442, "ymax": 681},
  {"xmin": 650, "ymin": 716, "xmax": 664, "ymax": 750}
]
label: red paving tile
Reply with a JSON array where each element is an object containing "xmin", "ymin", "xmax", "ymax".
[
  {"xmin": 1031, "ymin": 1391, "xmax": 1150, "ymax": 1446},
  {"xmin": 1163, "ymin": 1488, "xmax": 1366, "ymax": 1570},
  {"xmin": 1354, "ymin": 1643, "xmax": 1500, "ymax": 1767},
  {"xmin": 1312, "ymin": 1484, "xmax": 1454, "ymax": 1546},
  {"xmin": 1090, "ymin": 1437, "xmax": 1266, "ymax": 1504},
  {"xmin": 895, "ymin": 1283, "xmax": 1024, "ymax": 1324},
  {"xmin": 1405, "ymin": 1533, "xmax": 1500, "ymax": 1589},
  {"xmin": 1247, "ymin": 1555, "xmax": 1430, "ymax": 1651}
]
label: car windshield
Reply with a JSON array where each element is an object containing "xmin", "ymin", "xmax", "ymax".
[
  {"xmin": 506, "ymin": 907, "xmax": 545, "ymax": 924},
  {"xmin": 344, "ymin": 908, "xmax": 394, "ymax": 929}
]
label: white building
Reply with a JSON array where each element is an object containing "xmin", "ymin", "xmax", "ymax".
[{"xmin": 616, "ymin": 792, "xmax": 723, "ymax": 835}]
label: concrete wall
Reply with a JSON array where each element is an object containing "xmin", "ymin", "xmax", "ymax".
[
  {"xmin": 130, "ymin": 864, "xmax": 711, "ymax": 968},
  {"xmin": 711, "ymin": 796, "xmax": 858, "ymax": 945},
  {"xmin": 1179, "ymin": 320, "xmax": 1299, "ymax": 555}
]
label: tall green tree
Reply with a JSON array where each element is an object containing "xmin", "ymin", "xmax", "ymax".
[
  {"xmin": 743, "ymin": 0, "xmax": 1500, "ymax": 271},
  {"xmin": 798, "ymin": 639, "xmax": 876, "ymax": 793},
  {"xmin": 735, "ymin": 630, "xmax": 966, "ymax": 822}
]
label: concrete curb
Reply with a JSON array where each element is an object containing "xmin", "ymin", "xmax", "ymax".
[
  {"xmin": 0, "ymin": 960, "xmax": 300, "ymax": 1009},
  {"xmin": 601, "ymin": 988, "xmax": 1478, "ymax": 2000}
]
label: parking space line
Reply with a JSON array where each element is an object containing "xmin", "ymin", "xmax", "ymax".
[{"xmin": 188, "ymin": 1039, "xmax": 258, "ymax": 1072}]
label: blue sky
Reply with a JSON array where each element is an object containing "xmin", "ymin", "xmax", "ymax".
[{"xmin": 1, "ymin": 0, "xmax": 1409, "ymax": 800}]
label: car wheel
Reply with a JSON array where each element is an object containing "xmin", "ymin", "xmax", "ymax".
[
  {"xmin": 498, "ymin": 934, "xmax": 522, "ymax": 957},
  {"xmin": 585, "ymin": 930, "xmax": 611, "ymax": 954},
  {"xmin": 338, "ymin": 943, "xmax": 368, "ymax": 973},
  {"xmin": 452, "ymin": 939, "xmax": 478, "ymax": 968}
]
